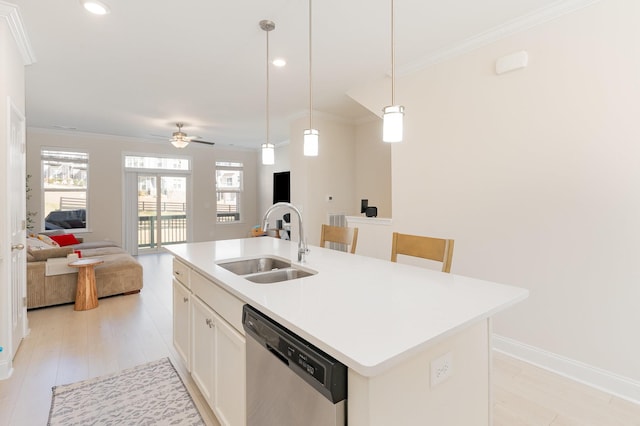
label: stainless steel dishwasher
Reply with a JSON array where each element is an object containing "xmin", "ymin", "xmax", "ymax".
[{"xmin": 242, "ymin": 305, "xmax": 347, "ymax": 426}]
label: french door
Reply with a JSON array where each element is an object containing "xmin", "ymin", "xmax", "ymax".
[
  {"xmin": 137, "ymin": 174, "xmax": 188, "ymax": 252},
  {"xmin": 124, "ymin": 171, "xmax": 189, "ymax": 254}
]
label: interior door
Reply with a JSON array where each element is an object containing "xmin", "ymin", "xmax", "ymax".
[{"xmin": 9, "ymin": 99, "xmax": 27, "ymax": 358}]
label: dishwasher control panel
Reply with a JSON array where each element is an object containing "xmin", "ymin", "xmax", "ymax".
[{"xmin": 279, "ymin": 338, "xmax": 326, "ymax": 385}]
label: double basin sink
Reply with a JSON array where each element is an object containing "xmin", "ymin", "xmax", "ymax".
[{"xmin": 217, "ymin": 256, "xmax": 316, "ymax": 284}]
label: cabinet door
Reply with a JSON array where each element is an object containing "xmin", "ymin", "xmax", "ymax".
[
  {"xmin": 172, "ymin": 279, "xmax": 191, "ymax": 371},
  {"xmin": 191, "ymin": 296, "xmax": 216, "ymax": 404},
  {"xmin": 213, "ymin": 312, "xmax": 246, "ymax": 426}
]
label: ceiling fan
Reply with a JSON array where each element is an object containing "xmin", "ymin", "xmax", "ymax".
[{"xmin": 169, "ymin": 123, "xmax": 215, "ymax": 148}]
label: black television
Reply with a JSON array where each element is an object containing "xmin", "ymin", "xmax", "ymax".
[{"xmin": 273, "ymin": 171, "xmax": 290, "ymax": 204}]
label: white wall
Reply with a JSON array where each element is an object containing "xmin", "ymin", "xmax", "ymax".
[
  {"xmin": 25, "ymin": 130, "xmax": 259, "ymax": 245},
  {"xmin": 355, "ymin": 118, "xmax": 392, "ymax": 218},
  {"xmin": 257, "ymin": 143, "xmax": 291, "ymax": 222},
  {"xmin": 289, "ymin": 115, "xmax": 357, "ymax": 246},
  {"xmin": 350, "ymin": 0, "xmax": 640, "ymax": 385},
  {"xmin": 257, "ymin": 118, "xmax": 392, "ymax": 246}
]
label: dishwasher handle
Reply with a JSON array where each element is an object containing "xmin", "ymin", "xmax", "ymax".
[{"xmin": 266, "ymin": 343, "xmax": 289, "ymax": 366}]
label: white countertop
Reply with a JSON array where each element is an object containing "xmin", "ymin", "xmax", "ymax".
[{"xmin": 167, "ymin": 238, "xmax": 528, "ymax": 377}]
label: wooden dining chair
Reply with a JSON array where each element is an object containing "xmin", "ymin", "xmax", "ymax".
[
  {"xmin": 390, "ymin": 232, "xmax": 454, "ymax": 273},
  {"xmin": 319, "ymin": 224, "xmax": 359, "ymax": 254}
]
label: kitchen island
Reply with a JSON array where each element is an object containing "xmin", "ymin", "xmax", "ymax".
[{"xmin": 167, "ymin": 237, "xmax": 528, "ymax": 425}]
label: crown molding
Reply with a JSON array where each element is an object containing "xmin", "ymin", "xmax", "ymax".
[
  {"xmin": 0, "ymin": 1, "xmax": 36, "ymax": 65},
  {"xmin": 399, "ymin": 0, "xmax": 601, "ymax": 77}
]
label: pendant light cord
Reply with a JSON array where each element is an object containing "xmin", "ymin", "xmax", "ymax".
[
  {"xmin": 266, "ymin": 28, "xmax": 270, "ymax": 145},
  {"xmin": 309, "ymin": 0, "xmax": 313, "ymax": 129},
  {"xmin": 391, "ymin": 0, "xmax": 396, "ymax": 106}
]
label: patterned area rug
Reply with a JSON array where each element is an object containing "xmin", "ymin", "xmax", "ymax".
[{"xmin": 48, "ymin": 357, "xmax": 204, "ymax": 425}]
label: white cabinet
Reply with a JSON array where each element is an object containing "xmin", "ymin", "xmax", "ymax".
[
  {"xmin": 213, "ymin": 310, "xmax": 246, "ymax": 426},
  {"xmin": 172, "ymin": 279, "xmax": 191, "ymax": 371},
  {"xmin": 191, "ymin": 295, "xmax": 216, "ymax": 403},
  {"xmin": 173, "ymin": 259, "xmax": 246, "ymax": 426}
]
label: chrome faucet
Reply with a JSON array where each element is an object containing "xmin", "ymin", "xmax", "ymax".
[{"xmin": 262, "ymin": 202, "xmax": 308, "ymax": 262}]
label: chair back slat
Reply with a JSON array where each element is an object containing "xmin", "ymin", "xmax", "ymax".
[
  {"xmin": 391, "ymin": 232, "xmax": 454, "ymax": 273},
  {"xmin": 320, "ymin": 224, "xmax": 359, "ymax": 254}
]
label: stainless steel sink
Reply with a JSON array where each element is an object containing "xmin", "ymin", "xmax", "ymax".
[
  {"xmin": 217, "ymin": 256, "xmax": 317, "ymax": 284},
  {"xmin": 218, "ymin": 257, "xmax": 291, "ymax": 275},
  {"xmin": 245, "ymin": 267, "xmax": 316, "ymax": 284}
]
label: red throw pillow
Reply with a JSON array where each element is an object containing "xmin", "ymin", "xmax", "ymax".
[{"xmin": 49, "ymin": 233, "xmax": 80, "ymax": 247}]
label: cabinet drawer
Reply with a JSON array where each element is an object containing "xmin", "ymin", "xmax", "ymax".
[
  {"xmin": 173, "ymin": 258, "xmax": 191, "ymax": 288},
  {"xmin": 191, "ymin": 270, "xmax": 245, "ymax": 335}
]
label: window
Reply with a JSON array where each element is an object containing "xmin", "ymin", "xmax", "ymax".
[
  {"xmin": 216, "ymin": 162, "xmax": 243, "ymax": 223},
  {"xmin": 124, "ymin": 155, "xmax": 190, "ymax": 171},
  {"xmin": 42, "ymin": 149, "xmax": 89, "ymax": 231}
]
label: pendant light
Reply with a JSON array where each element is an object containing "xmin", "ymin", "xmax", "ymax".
[
  {"xmin": 260, "ymin": 20, "xmax": 276, "ymax": 165},
  {"xmin": 382, "ymin": 0, "xmax": 404, "ymax": 143},
  {"xmin": 303, "ymin": 0, "xmax": 319, "ymax": 157}
]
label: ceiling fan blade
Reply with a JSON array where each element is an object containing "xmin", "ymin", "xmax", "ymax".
[{"xmin": 190, "ymin": 139, "xmax": 216, "ymax": 146}]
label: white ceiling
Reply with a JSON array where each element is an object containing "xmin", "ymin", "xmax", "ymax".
[{"xmin": 13, "ymin": 0, "xmax": 565, "ymax": 150}]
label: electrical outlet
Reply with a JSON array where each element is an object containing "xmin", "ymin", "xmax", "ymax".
[{"xmin": 430, "ymin": 351, "xmax": 453, "ymax": 387}]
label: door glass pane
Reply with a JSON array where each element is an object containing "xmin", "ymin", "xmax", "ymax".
[
  {"xmin": 160, "ymin": 176, "xmax": 187, "ymax": 246},
  {"xmin": 137, "ymin": 175, "xmax": 158, "ymax": 249}
]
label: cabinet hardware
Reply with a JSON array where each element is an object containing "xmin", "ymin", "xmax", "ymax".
[{"xmin": 183, "ymin": 297, "xmax": 189, "ymax": 303}]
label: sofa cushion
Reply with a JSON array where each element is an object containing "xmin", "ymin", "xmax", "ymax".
[
  {"xmin": 29, "ymin": 247, "xmax": 73, "ymax": 261},
  {"xmin": 37, "ymin": 234, "xmax": 60, "ymax": 247},
  {"xmin": 70, "ymin": 240, "xmax": 120, "ymax": 250},
  {"xmin": 27, "ymin": 236, "xmax": 53, "ymax": 250},
  {"xmin": 50, "ymin": 233, "xmax": 80, "ymax": 246},
  {"xmin": 79, "ymin": 246, "xmax": 126, "ymax": 257}
]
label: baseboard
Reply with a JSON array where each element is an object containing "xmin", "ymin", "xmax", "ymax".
[
  {"xmin": 0, "ymin": 359, "xmax": 14, "ymax": 380},
  {"xmin": 493, "ymin": 334, "xmax": 640, "ymax": 405}
]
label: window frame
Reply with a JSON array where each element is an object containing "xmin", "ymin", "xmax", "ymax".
[{"xmin": 41, "ymin": 148, "xmax": 90, "ymax": 233}]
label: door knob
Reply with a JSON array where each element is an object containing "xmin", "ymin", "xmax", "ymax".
[{"xmin": 12, "ymin": 243, "xmax": 25, "ymax": 251}]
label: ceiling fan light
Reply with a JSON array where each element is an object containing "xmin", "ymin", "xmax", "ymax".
[
  {"xmin": 81, "ymin": 0, "xmax": 110, "ymax": 15},
  {"xmin": 303, "ymin": 129, "xmax": 319, "ymax": 156},
  {"xmin": 262, "ymin": 143, "xmax": 275, "ymax": 165},
  {"xmin": 171, "ymin": 139, "xmax": 189, "ymax": 149},
  {"xmin": 382, "ymin": 105, "xmax": 404, "ymax": 143}
]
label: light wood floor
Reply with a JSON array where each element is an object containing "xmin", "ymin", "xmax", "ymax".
[{"xmin": 1, "ymin": 252, "xmax": 639, "ymax": 426}]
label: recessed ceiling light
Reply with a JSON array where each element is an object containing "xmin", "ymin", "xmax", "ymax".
[
  {"xmin": 272, "ymin": 58, "xmax": 286, "ymax": 67},
  {"xmin": 80, "ymin": 0, "xmax": 111, "ymax": 15}
]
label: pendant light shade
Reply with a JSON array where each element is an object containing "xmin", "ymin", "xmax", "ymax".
[
  {"xmin": 260, "ymin": 20, "xmax": 276, "ymax": 165},
  {"xmin": 303, "ymin": 0, "xmax": 319, "ymax": 157},
  {"xmin": 303, "ymin": 129, "xmax": 319, "ymax": 156},
  {"xmin": 261, "ymin": 143, "xmax": 275, "ymax": 165},
  {"xmin": 383, "ymin": 0, "xmax": 404, "ymax": 143},
  {"xmin": 382, "ymin": 105, "xmax": 404, "ymax": 143}
]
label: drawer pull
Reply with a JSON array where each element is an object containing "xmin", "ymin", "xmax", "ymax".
[{"xmin": 183, "ymin": 297, "xmax": 189, "ymax": 303}]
